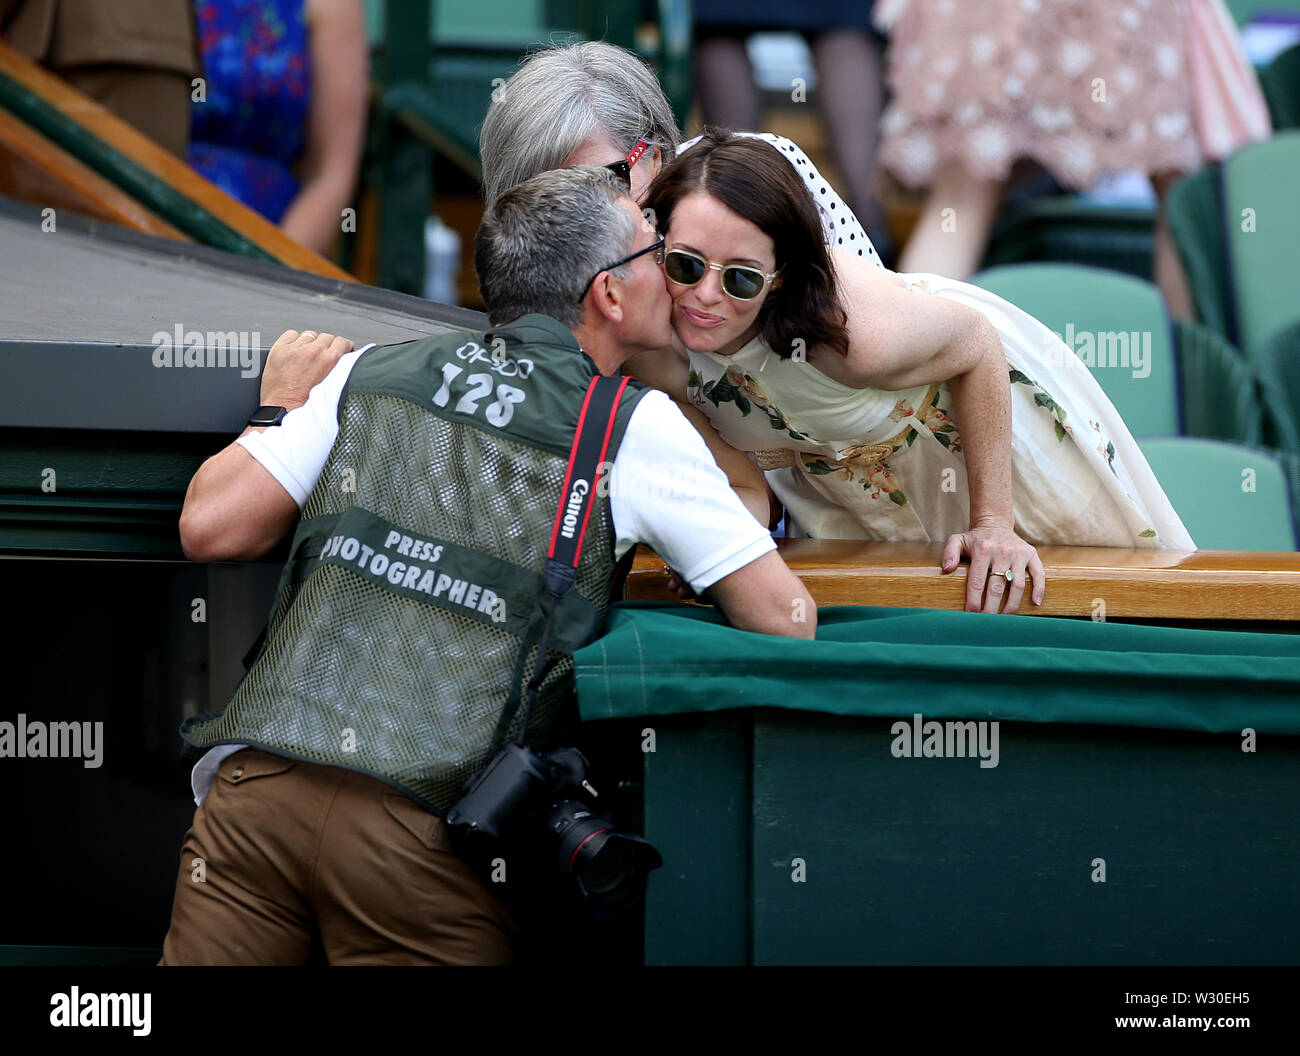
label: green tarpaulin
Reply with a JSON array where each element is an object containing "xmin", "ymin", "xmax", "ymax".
[{"xmin": 575, "ymin": 603, "xmax": 1300, "ymax": 735}]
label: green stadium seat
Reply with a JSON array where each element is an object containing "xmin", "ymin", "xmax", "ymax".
[
  {"xmin": 1254, "ymin": 319, "xmax": 1300, "ymax": 452},
  {"xmin": 975, "ymin": 264, "xmax": 1181, "ymax": 437},
  {"xmin": 975, "ymin": 264, "xmax": 1262, "ymax": 445},
  {"xmin": 1260, "ymin": 42, "xmax": 1300, "ymax": 129},
  {"xmin": 1138, "ymin": 437, "xmax": 1297, "ymax": 550},
  {"xmin": 1221, "ymin": 132, "xmax": 1300, "ymax": 361},
  {"xmin": 982, "ymin": 195, "xmax": 1157, "ymax": 282}
]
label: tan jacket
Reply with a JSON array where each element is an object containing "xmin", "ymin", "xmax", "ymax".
[{"xmin": 1, "ymin": 0, "xmax": 200, "ymax": 77}]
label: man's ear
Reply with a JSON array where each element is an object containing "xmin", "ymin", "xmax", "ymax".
[{"xmin": 587, "ymin": 271, "xmax": 624, "ymax": 325}]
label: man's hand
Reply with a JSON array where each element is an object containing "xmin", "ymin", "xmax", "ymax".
[
  {"xmin": 941, "ymin": 523, "xmax": 1045, "ymax": 615},
  {"xmin": 260, "ymin": 329, "xmax": 354, "ymax": 409}
]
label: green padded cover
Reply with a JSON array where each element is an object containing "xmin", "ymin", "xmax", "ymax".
[
  {"xmin": 1172, "ymin": 317, "xmax": 1261, "ymax": 445},
  {"xmin": 576, "ymin": 603, "xmax": 1300, "ymax": 733},
  {"xmin": 1222, "ymin": 132, "xmax": 1300, "ymax": 360},
  {"xmin": 973, "ymin": 263, "xmax": 1179, "ymax": 436},
  {"xmin": 1165, "ymin": 165, "xmax": 1231, "ymax": 338},
  {"xmin": 1138, "ymin": 436, "xmax": 1297, "ymax": 550},
  {"xmin": 1261, "ymin": 42, "xmax": 1300, "ymax": 129},
  {"xmin": 1255, "ymin": 319, "xmax": 1300, "ymax": 452}
]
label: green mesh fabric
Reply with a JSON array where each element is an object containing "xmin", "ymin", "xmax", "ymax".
[{"xmin": 185, "ymin": 380, "xmax": 627, "ymax": 813}]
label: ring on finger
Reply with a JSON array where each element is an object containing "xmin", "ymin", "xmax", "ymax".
[
  {"xmin": 992, "ymin": 568, "xmax": 1015, "ymax": 584},
  {"xmin": 301, "ymin": 330, "xmax": 318, "ymax": 340}
]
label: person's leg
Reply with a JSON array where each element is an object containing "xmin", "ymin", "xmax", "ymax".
[
  {"xmin": 1151, "ymin": 170, "xmax": 1197, "ymax": 321},
  {"xmin": 314, "ymin": 771, "xmax": 518, "ymax": 965},
  {"xmin": 160, "ymin": 748, "xmax": 325, "ymax": 965},
  {"xmin": 694, "ymin": 31, "xmax": 763, "ymax": 131},
  {"xmin": 897, "ymin": 160, "xmax": 1003, "ymax": 279},
  {"xmin": 809, "ymin": 28, "xmax": 894, "ymax": 266}
]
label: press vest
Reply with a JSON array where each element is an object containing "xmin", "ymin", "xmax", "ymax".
[{"xmin": 181, "ymin": 315, "xmax": 649, "ymax": 814}]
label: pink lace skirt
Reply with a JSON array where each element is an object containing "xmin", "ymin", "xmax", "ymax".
[{"xmin": 878, "ymin": 0, "xmax": 1272, "ymax": 190}]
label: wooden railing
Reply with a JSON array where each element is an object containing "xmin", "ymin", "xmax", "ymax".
[
  {"xmin": 0, "ymin": 40, "xmax": 350, "ymax": 280},
  {"xmin": 0, "ymin": 105, "xmax": 184, "ymax": 238},
  {"xmin": 627, "ymin": 542, "xmax": 1300, "ymax": 622}
]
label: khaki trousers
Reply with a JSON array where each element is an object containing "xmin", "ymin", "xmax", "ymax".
[
  {"xmin": 160, "ymin": 748, "xmax": 517, "ymax": 965},
  {"xmin": 65, "ymin": 67, "xmax": 193, "ymax": 157}
]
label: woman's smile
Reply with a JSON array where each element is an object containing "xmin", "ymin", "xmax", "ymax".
[{"xmin": 679, "ymin": 304, "xmax": 726, "ymax": 328}]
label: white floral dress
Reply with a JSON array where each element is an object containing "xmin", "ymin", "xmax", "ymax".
[{"xmin": 686, "ymin": 272, "xmax": 1197, "ymax": 550}]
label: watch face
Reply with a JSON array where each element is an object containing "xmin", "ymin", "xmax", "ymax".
[{"xmin": 251, "ymin": 406, "xmax": 286, "ymax": 425}]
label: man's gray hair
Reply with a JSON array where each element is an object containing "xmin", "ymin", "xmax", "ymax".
[
  {"xmin": 475, "ymin": 165, "xmax": 639, "ymax": 329},
  {"xmin": 480, "ymin": 40, "xmax": 681, "ymax": 204}
]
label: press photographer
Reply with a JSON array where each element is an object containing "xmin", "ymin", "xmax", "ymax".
[{"xmin": 161, "ymin": 165, "xmax": 815, "ymax": 965}]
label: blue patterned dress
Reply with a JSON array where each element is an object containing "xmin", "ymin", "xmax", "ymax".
[{"xmin": 188, "ymin": 0, "xmax": 311, "ymax": 223}]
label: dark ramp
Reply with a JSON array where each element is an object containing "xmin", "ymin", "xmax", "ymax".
[
  {"xmin": 0, "ymin": 197, "xmax": 486, "ymax": 435},
  {"xmin": 0, "ymin": 197, "xmax": 489, "ymax": 558}
]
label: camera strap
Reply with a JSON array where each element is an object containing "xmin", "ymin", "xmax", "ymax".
[{"xmin": 513, "ymin": 372, "xmax": 631, "ymax": 744}]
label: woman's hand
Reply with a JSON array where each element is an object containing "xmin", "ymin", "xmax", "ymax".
[{"xmin": 941, "ymin": 523, "xmax": 1045, "ymax": 614}]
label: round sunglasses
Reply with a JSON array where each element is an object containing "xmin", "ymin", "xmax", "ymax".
[
  {"xmin": 663, "ymin": 249, "xmax": 780, "ymax": 301},
  {"xmin": 604, "ymin": 139, "xmax": 649, "ymax": 188}
]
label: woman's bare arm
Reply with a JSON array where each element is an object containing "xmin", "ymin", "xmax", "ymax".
[
  {"xmin": 815, "ymin": 249, "xmax": 1044, "ymax": 613},
  {"xmin": 278, "ymin": 0, "xmax": 369, "ymax": 254}
]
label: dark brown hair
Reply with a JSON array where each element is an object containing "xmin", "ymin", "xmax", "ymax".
[{"xmin": 642, "ymin": 128, "xmax": 848, "ymax": 359}]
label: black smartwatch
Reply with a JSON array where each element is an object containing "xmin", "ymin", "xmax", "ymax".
[{"xmin": 248, "ymin": 405, "xmax": 289, "ymax": 428}]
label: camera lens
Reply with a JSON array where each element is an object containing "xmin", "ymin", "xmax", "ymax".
[
  {"xmin": 576, "ymin": 834, "xmax": 634, "ymax": 895},
  {"xmin": 545, "ymin": 801, "xmax": 661, "ymax": 904}
]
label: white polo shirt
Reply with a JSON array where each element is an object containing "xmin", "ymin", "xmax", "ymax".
[{"xmin": 191, "ymin": 343, "xmax": 775, "ymax": 804}]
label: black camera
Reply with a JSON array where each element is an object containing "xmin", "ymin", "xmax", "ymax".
[{"xmin": 444, "ymin": 742, "xmax": 662, "ymax": 908}]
